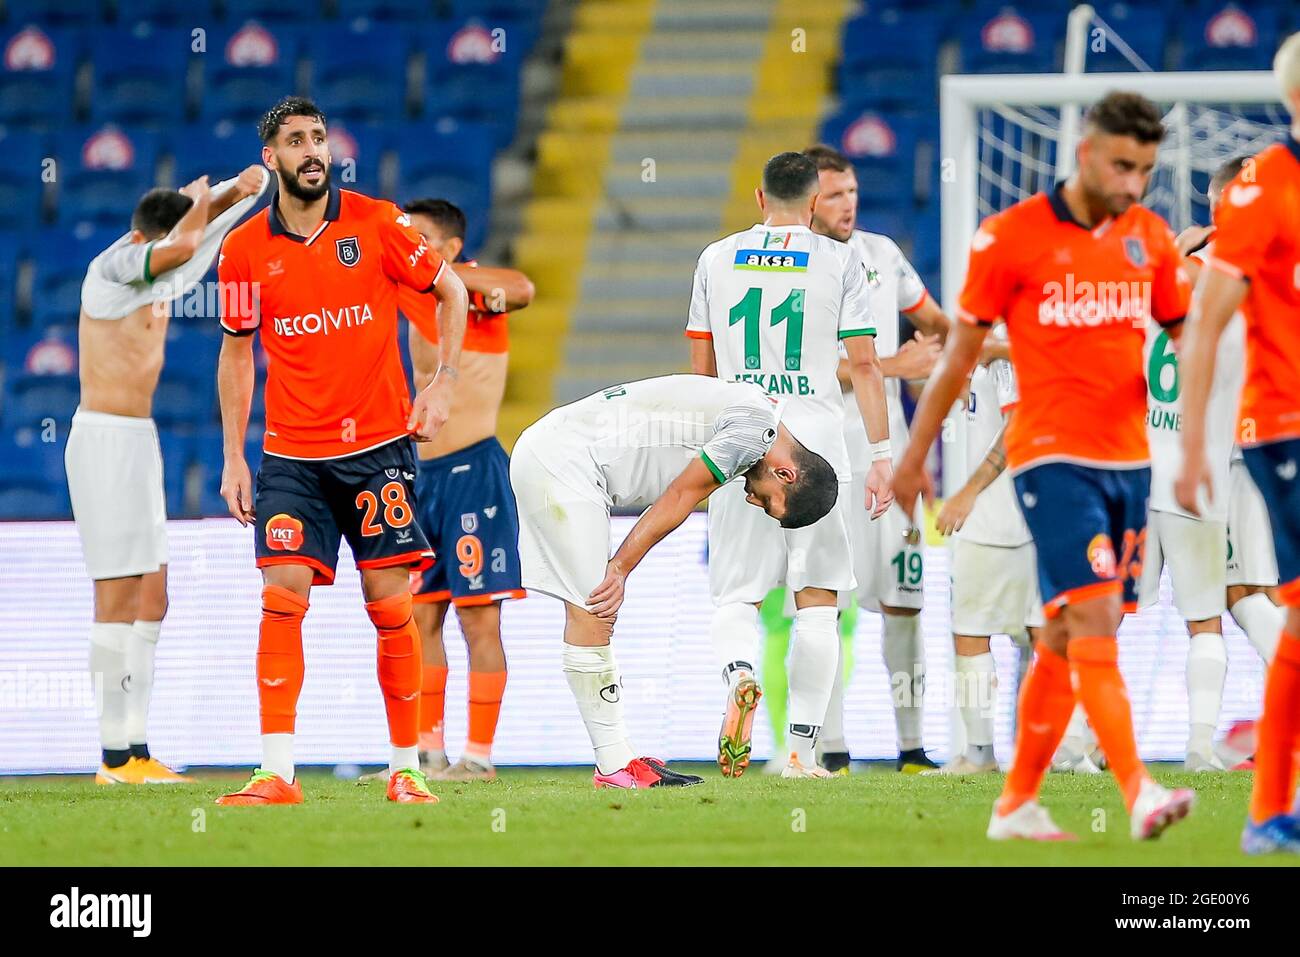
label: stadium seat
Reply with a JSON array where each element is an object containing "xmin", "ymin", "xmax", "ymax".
[
  {"xmin": 220, "ymin": 0, "xmax": 309, "ymax": 24},
  {"xmin": 89, "ymin": 26, "xmax": 192, "ymax": 126},
  {"xmin": 169, "ymin": 122, "xmax": 265, "ymax": 188},
  {"xmin": 198, "ymin": 21, "xmax": 303, "ymax": 126},
  {"xmin": 115, "ymin": 0, "xmax": 202, "ymax": 28},
  {"xmin": 163, "ymin": 325, "xmax": 222, "ymax": 382},
  {"xmin": 52, "ymin": 126, "xmax": 161, "ymax": 227},
  {"xmin": 819, "ymin": 110, "xmax": 921, "ymax": 211},
  {"xmin": 3, "ymin": 328, "xmax": 78, "ymax": 379},
  {"xmin": 335, "ymin": 0, "xmax": 436, "ymax": 23},
  {"xmin": 157, "ymin": 425, "xmax": 194, "ymax": 516},
  {"xmin": 1085, "ymin": 3, "xmax": 1170, "ymax": 72},
  {"xmin": 1178, "ymin": 2, "xmax": 1283, "ymax": 72},
  {"xmin": 420, "ymin": 18, "xmax": 533, "ymax": 146},
  {"xmin": 325, "ymin": 121, "xmax": 386, "ymax": 197},
  {"xmin": 0, "ymin": 24, "xmax": 81, "ymax": 127},
  {"xmin": 4, "ymin": 0, "xmax": 101, "ymax": 28},
  {"xmin": 3, "ymin": 374, "xmax": 81, "ymax": 433},
  {"xmin": 0, "ymin": 129, "xmax": 47, "ymax": 232},
  {"xmin": 29, "ymin": 229, "xmax": 126, "ymax": 329},
  {"xmin": 154, "ymin": 371, "xmax": 214, "ymax": 429},
  {"xmin": 305, "ymin": 23, "xmax": 411, "ymax": 125},
  {"xmin": 391, "ymin": 119, "xmax": 493, "ymax": 249},
  {"xmin": 838, "ymin": 11, "xmax": 940, "ymax": 111},
  {"xmin": 959, "ymin": 6, "xmax": 1064, "ymax": 74}
]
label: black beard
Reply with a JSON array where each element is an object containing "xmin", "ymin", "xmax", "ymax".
[{"xmin": 282, "ymin": 165, "xmax": 330, "ymax": 202}]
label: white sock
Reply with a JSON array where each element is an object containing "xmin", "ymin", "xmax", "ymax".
[
  {"xmin": 262, "ymin": 732, "xmax": 294, "ymax": 783},
  {"xmin": 787, "ymin": 605, "xmax": 838, "ymax": 766},
  {"xmin": 125, "ymin": 619, "xmax": 161, "ymax": 747},
  {"xmin": 1010, "ymin": 631, "xmax": 1032, "ymax": 692},
  {"xmin": 1186, "ymin": 630, "xmax": 1227, "ymax": 755},
  {"xmin": 1231, "ymin": 593, "xmax": 1283, "ymax": 664},
  {"xmin": 1058, "ymin": 703, "xmax": 1090, "ymax": 759},
  {"xmin": 563, "ymin": 643, "xmax": 635, "ymax": 775},
  {"xmin": 90, "ymin": 622, "xmax": 132, "ymax": 756},
  {"xmin": 390, "ymin": 746, "xmax": 419, "ymax": 776},
  {"xmin": 882, "ymin": 612, "xmax": 924, "ymax": 751},
  {"xmin": 712, "ymin": 602, "xmax": 761, "ymax": 686},
  {"xmin": 818, "ymin": 636, "xmax": 847, "ymax": 753},
  {"xmin": 956, "ymin": 652, "xmax": 997, "ymax": 762}
]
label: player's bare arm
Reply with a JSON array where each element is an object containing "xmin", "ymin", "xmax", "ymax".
[
  {"xmin": 894, "ymin": 318, "xmax": 989, "ymax": 513},
  {"xmin": 217, "ymin": 333, "xmax": 256, "ymax": 525},
  {"xmin": 843, "ymin": 333, "xmax": 894, "ymax": 517},
  {"xmin": 408, "ymin": 267, "xmax": 468, "ymax": 442},
  {"xmin": 143, "ymin": 177, "xmax": 212, "ymax": 278},
  {"xmin": 453, "ymin": 262, "xmax": 535, "ymax": 311},
  {"xmin": 1175, "ymin": 267, "xmax": 1249, "ymax": 515},
  {"xmin": 587, "ymin": 457, "xmax": 722, "ymax": 618},
  {"xmin": 836, "ymin": 333, "xmax": 940, "ymax": 387},
  {"xmin": 936, "ymin": 417, "xmax": 1009, "ymax": 535},
  {"xmin": 906, "ymin": 293, "xmax": 952, "ymax": 342},
  {"xmin": 690, "ymin": 337, "xmax": 718, "ymax": 377}
]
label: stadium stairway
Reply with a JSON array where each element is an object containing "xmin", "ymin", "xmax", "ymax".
[{"xmin": 508, "ymin": 0, "xmax": 851, "ymax": 426}]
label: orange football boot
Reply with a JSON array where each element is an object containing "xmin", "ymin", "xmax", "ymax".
[
  {"xmin": 215, "ymin": 768, "xmax": 303, "ymax": 806},
  {"xmin": 386, "ymin": 768, "xmax": 440, "ymax": 804}
]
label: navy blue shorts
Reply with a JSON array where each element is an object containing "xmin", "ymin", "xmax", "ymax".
[
  {"xmin": 412, "ymin": 436, "xmax": 525, "ymax": 607},
  {"xmin": 254, "ymin": 439, "xmax": 430, "ymax": 586},
  {"xmin": 1013, "ymin": 462, "xmax": 1150, "ymax": 618},
  {"xmin": 1242, "ymin": 438, "xmax": 1300, "ymax": 605}
]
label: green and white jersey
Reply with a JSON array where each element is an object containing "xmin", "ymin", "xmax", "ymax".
[
  {"xmin": 838, "ymin": 229, "xmax": 928, "ymax": 471},
  {"xmin": 532, "ymin": 374, "xmax": 783, "ymax": 509},
  {"xmin": 686, "ymin": 223, "xmax": 876, "ymax": 481},
  {"xmin": 1145, "ymin": 244, "xmax": 1242, "ymax": 521}
]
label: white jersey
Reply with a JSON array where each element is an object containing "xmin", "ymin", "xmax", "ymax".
[
  {"xmin": 1145, "ymin": 242, "xmax": 1243, "ymax": 521},
  {"xmin": 958, "ymin": 359, "xmax": 1032, "ymax": 548},
  {"xmin": 529, "ymin": 374, "xmax": 783, "ymax": 509},
  {"xmin": 686, "ymin": 223, "xmax": 876, "ymax": 481},
  {"xmin": 838, "ymin": 229, "xmax": 929, "ymax": 471},
  {"xmin": 80, "ymin": 171, "xmax": 267, "ymax": 320}
]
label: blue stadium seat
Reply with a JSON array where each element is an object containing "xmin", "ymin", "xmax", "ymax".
[
  {"xmin": 838, "ymin": 10, "xmax": 940, "ymax": 111},
  {"xmin": 0, "ymin": 129, "xmax": 46, "ymax": 232},
  {"xmin": 1085, "ymin": 3, "xmax": 1170, "ymax": 71},
  {"xmin": 819, "ymin": 110, "xmax": 921, "ymax": 211},
  {"xmin": 391, "ymin": 119, "xmax": 493, "ymax": 248},
  {"xmin": 0, "ymin": 24, "xmax": 80, "ymax": 127},
  {"xmin": 194, "ymin": 426, "xmax": 263, "ymax": 516},
  {"xmin": 53, "ymin": 126, "xmax": 160, "ymax": 227},
  {"xmin": 115, "ymin": 0, "xmax": 201, "ymax": 28},
  {"xmin": 3, "ymin": 374, "xmax": 81, "ymax": 433},
  {"xmin": 336, "ymin": 0, "xmax": 435, "ymax": 23},
  {"xmin": 169, "ymin": 123, "xmax": 265, "ymax": 187},
  {"xmin": 221, "ymin": 0, "xmax": 309, "ymax": 24},
  {"xmin": 30, "ymin": 228, "xmax": 126, "ymax": 329},
  {"xmin": 305, "ymin": 23, "xmax": 411, "ymax": 125},
  {"xmin": 198, "ymin": 21, "xmax": 302, "ymax": 126},
  {"xmin": 154, "ymin": 370, "xmax": 214, "ymax": 429},
  {"xmin": 1179, "ymin": 3, "xmax": 1282, "ymax": 72},
  {"xmin": 420, "ymin": 18, "xmax": 533, "ymax": 145},
  {"xmin": 326, "ymin": 122, "xmax": 385, "ymax": 197},
  {"xmin": 156, "ymin": 426, "xmax": 193, "ymax": 516},
  {"xmin": 5, "ymin": 0, "xmax": 102, "ymax": 27},
  {"xmin": 4, "ymin": 328, "xmax": 78, "ymax": 379},
  {"xmin": 163, "ymin": 325, "xmax": 222, "ymax": 380},
  {"xmin": 446, "ymin": 0, "xmax": 547, "ymax": 29},
  {"xmin": 89, "ymin": 26, "xmax": 192, "ymax": 126},
  {"xmin": 959, "ymin": 6, "xmax": 1063, "ymax": 74}
]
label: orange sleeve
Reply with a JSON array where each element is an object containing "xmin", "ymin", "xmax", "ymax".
[
  {"xmin": 398, "ymin": 284, "xmax": 439, "ymax": 345},
  {"xmin": 957, "ymin": 212, "xmax": 1015, "ymax": 326},
  {"xmin": 1150, "ymin": 221, "xmax": 1192, "ymax": 327},
  {"xmin": 1209, "ymin": 173, "xmax": 1275, "ymax": 283},
  {"xmin": 380, "ymin": 201, "xmax": 447, "ymax": 292},
  {"xmin": 218, "ymin": 234, "xmax": 257, "ymax": 336}
]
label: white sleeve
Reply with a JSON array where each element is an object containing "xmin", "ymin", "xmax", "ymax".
[
  {"xmin": 699, "ymin": 400, "xmax": 779, "ymax": 483},
  {"xmin": 838, "ymin": 255, "xmax": 876, "ymax": 339},
  {"xmin": 989, "ymin": 358, "xmax": 1019, "ymax": 410},
  {"xmin": 892, "ymin": 240, "xmax": 927, "ymax": 313},
  {"xmin": 685, "ymin": 249, "xmax": 712, "ymax": 337},
  {"xmin": 96, "ymin": 236, "xmax": 152, "ymax": 285}
]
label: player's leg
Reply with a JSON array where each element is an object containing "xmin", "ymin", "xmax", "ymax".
[
  {"xmin": 944, "ymin": 634, "xmax": 998, "ymax": 774},
  {"xmin": 815, "ymin": 608, "xmax": 856, "ymax": 773},
  {"xmin": 413, "ymin": 600, "xmax": 451, "ymax": 773},
  {"xmin": 1185, "ymin": 618, "xmax": 1227, "ymax": 771},
  {"xmin": 124, "ymin": 566, "xmax": 190, "ymax": 782},
  {"xmin": 1227, "ymin": 460, "xmax": 1284, "ymax": 664},
  {"xmin": 440, "ymin": 601, "xmax": 508, "ymax": 780},
  {"xmin": 90, "ymin": 575, "xmax": 143, "ymax": 783}
]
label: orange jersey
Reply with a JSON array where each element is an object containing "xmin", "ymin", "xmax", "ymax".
[
  {"xmin": 398, "ymin": 261, "xmax": 509, "ymax": 354},
  {"xmin": 219, "ymin": 185, "xmax": 447, "ymax": 459},
  {"xmin": 1209, "ymin": 137, "xmax": 1300, "ymax": 446},
  {"xmin": 958, "ymin": 187, "xmax": 1191, "ymax": 471}
]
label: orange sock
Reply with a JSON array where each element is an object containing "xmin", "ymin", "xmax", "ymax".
[
  {"xmin": 419, "ymin": 664, "xmax": 449, "ymax": 750},
  {"xmin": 367, "ymin": 592, "xmax": 423, "ymax": 749},
  {"xmin": 464, "ymin": 670, "xmax": 507, "ymax": 764},
  {"xmin": 257, "ymin": 585, "xmax": 308, "ymax": 735},
  {"xmin": 999, "ymin": 642, "xmax": 1075, "ymax": 814},
  {"xmin": 1250, "ymin": 632, "xmax": 1300, "ymax": 824},
  {"xmin": 1069, "ymin": 635, "xmax": 1146, "ymax": 810}
]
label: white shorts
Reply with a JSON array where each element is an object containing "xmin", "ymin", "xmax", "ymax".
[
  {"xmin": 65, "ymin": 409, "xmax": 168, "ymax": 580},
  {"xmin": 1138, "ymin": 509, "xmax": 1227, "ymax": 621},
  {"xmin": 846, "ymin": 468, "xmax": 924, "ymax": 612},
  {"xmin": 1226, "ymin": 458, "xmax": 1279, "ymax": 588},
  {"xmin": 510, "ymin": 431, "xmax": 611, "ymax": 609},
  {"xmin": 950, "ymin": 538, "xmax": 1045, "ymax": 636},
  {"xmin": 708, "ymin": 476, "xmax": 855, "ymax": 606}
]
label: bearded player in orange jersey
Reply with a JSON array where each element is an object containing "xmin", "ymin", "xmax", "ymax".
[
  {"xmin": 894, "ymin": 92, "xmax": 1197, "ymax": 842},
  {"xmin": 214, "ymin": 97, "xmax": 468, "ymax": 806},
  {"xmin": 1177, "ymin": 33, "xmax": 1300, "ymax": 855}
]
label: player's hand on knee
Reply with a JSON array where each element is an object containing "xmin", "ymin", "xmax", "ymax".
[
  {"xmin": 587, "ymin": 561, "xmax": 627, "ymax": 619},
  {"xmin": 865, "ymin": 459, "xmax": 896, "ymax": 519},
  {"xmin": 221, "ymin": 456, "xmax": 255, "ymax": 526}
]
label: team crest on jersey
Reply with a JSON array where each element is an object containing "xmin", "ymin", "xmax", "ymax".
[
  {"xmin": 266, "ymin": 513, "xmax": 304, "ymax": 552},
  {"xmin": 485, "ymin": 506, "xmax": 498, "ymax": 519},
  {"xmin": 1087, "ymin": 533, "xmax": 1117, "ymax": 579},
  {"xmin": 865, "ymin": 265, "xmax": 881, "ymax": 288},
  {"xmin": 461, "ymin": 513, "xmax": 479, "ymax": 534},
  {"xmin": 1123, "ymin": 237, "xmax": 1147, "ymax": 268},
  {"xmin": 385, "ymin": 468, "xmax": 399, "ymax": 479},
  {"xmin": 335, "ymin": 237, "xmax": 361, "ymax": 268}
]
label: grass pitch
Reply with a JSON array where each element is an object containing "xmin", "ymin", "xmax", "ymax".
[{"xmin": 1, "ymin": 764, "xmax": 1295, "ymax": 866}]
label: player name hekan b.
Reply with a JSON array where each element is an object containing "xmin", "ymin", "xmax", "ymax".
[
  {"xmin": 273, "ymin": 302, "xmax": 375, "ymax": 337},
  {"xmin": 49, "ymin": 886, "xmax": 151, "ymax": 937}
]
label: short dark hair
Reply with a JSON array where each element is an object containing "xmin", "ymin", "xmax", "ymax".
[
  {"xmin": 1083, "ymin": 91, "xmax": 1165, "ymax": 144},
  {"xmin": 803, "ymin": 143, "xmax": 852, "ymax": 173},
  {"xmin": 258, "ymin": 95, "xmax": 327, "ymax": 144},
  {"xmin": 762, "ymin": 151, "xmax": 820, "ymax": 203},
  {"xmin": 780, "ymin": 442, "xmax": 839, "ymax": 529},
  {"xmin": 1211, "ymin": 155, "xmax": 1249, "ymax": 192},
  {"xmin": 131, "ymin": 188, "xmax": 193, "ymax": 238},
  {"xmin": 403, "ymin": 198, "xmax": 466, "ymax": 240}
]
